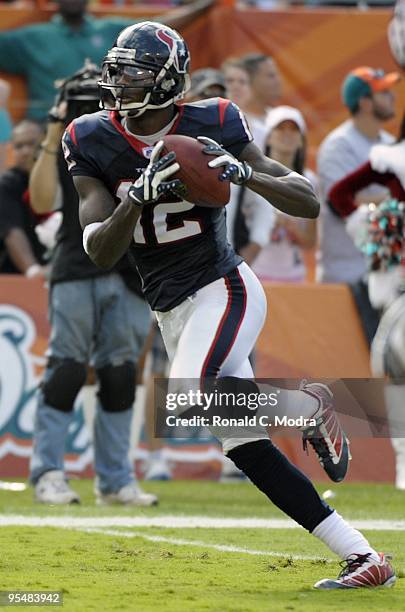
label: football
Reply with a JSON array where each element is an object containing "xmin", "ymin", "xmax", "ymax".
[{"xmin": 161, "ymin": 134, "xmax": 230, "ymax": 208}]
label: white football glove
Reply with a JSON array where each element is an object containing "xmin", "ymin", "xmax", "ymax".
[
  {"xmin": 369, "ymin": 141, "xmax": 405, "ymax": 190},
  {"xmin": 197, "ymin": 136, "xmax": 253, "ymax": 185},
  {"xmin": 128, "ymin": 140, "xmax": 183, "ymax": 207}
]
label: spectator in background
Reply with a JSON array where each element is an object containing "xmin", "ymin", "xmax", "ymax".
[
  {"xmin": 251, "ymin": 106, "xmax": 317, "ymax": 282},
  {"xmin": 221, "ymin": 63, "xmax": 274, "ymax": 273},
  {"xmin": 330, "ymin": 1, "xmax": 405, "ymax": 490},
  {"xmin": 0, "ymin": 78, "xmax": 12, "ymax": 175},
  {"xmin": 241, "ymin": 53, "xmax": 282, "ymax": 148},
  {"xmin": 222, "ymin": 58, "xmax": 252, "ymax": 110},
  {"xmin": 0, "ymin": 0, "xmax": 214, "ymax": 121},
  {"xmin": 186, "ymin": 68, "xmax": 226, "ymax": 102},
  {"xmin": 28, "ymin": 64, "xmax": 154, "ymax": 506},
  {"xmin": 0, "ymin": 120, "xmax": 47, "ymax": 277},
  {"xmin": 327, "ymin": 117, "xmax": 405, "ymax": 311},
  {"xmin": 329, "ymin": 133, "xmax": 405, "ymax": 490},
  {"xmin": 317, "ymin": 67, "xmax": 399, "ymax": 285},
  {"xmin": 317, "ymin": 67, "xmax": 399, "ymax": 343},
  {"xmin": 328, "ymin": 119, "xmax": 405, "ymax": 222}
]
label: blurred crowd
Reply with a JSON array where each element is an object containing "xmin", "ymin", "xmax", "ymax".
[{"xmin": 0, "ymin": 0, "xmax": 404, "ymax": 501}]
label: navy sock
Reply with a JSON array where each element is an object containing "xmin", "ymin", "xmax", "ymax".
[{"xmin": 227, "ymin": 439, "xmax": 333, "ymax": 532}]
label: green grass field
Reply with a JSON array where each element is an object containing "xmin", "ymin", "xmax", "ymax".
[{"xmin": 1, "ymin": 480, "xmax": 405, "ymax": 611}]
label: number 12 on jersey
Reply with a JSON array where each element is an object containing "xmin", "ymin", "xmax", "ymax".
[{"xmin": 116, "ymin": 181, "xmax": 203, "ymax": 245}]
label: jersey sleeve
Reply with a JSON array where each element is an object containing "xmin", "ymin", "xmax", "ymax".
[
  {"xmin": 62, "ymin": 121, "xmax": 101, "ymax": 179},
  {"xmin": 328, "ymin": 161, "xmax": 394, "ymax": 218},
  {"xmin": 220, "ymin": 100, "xmax": 253, "ymax": 159}
]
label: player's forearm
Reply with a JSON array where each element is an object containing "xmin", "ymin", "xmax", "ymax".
[
  {"xmin": 30, "ymin": 124, "xmax": 64, "ymax": 213},
  {"xmin": 30, "ymin": 152, "xmax": 60, "ymax": 213},
  {"xmin": 5, "ymin": 228, "xmax": 40, "ymax": 273},
  {"xmin": 85, "ymin": 198, "xmax": 141, "ymax": 269},
  {"xmin": 246, "ymin": 172, "xmax": 320, "ymax": 219}
]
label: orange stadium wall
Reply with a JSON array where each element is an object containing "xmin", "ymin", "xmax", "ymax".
[
  {"xmin": 0, "ymin": 5, "xmax": 403, "ymax": 164},
  {"xmin": 0, "ymin": 277, "xmax": 395, "ymax": 483}
]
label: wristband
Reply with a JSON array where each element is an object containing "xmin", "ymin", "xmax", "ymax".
[
  {"xmin": 83, "ymin": 221, "xmax": 103, "ymax": 255},
  {"xmin": 243, "ymin": 162, "xmax": 253, "ymax": 183},
  {"xmin": 40, "ymin": 144, "xmax": 59, "ymax": 155},
  {"xmin": 25, "ymin": 264, "xmax": 42, "ymax": 278},
  {"xmin": 127, "ymin": 184, "xmax": 145, "ymax": 209}
]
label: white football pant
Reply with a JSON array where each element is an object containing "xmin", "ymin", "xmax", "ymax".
[{"xmin": 155, "ymin": 262, "xmax": 269, "ymax": 452}]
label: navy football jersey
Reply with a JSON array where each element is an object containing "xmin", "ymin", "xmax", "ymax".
[{"xmin": 62, "ymin": 98, "xmax": 253, "ymax": 311}]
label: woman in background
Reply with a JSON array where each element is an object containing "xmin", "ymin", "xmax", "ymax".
[
  {"xmin": 221, "ymin": 58, "xmax": 251, "ymax": 111},
  {"xmin": 251, "ymin": 106, "xmax": 317, "ymax": 282}
]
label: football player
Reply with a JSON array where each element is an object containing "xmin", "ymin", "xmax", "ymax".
[{"xmin": 62, "ymin": 22, "xmax": 395, "ymax": 588}]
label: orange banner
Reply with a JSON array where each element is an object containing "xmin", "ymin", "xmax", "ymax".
[{"xmin": 197, "ymin": 7, "xmax": 402, "ymax": 150}]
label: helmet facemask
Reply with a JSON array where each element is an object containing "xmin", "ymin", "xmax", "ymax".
[
  {"xmin": 99, "ymin": 33, "xmax": 191, "ymax": 117},
  {"xmin": 100, "ymin": 61, "xmax": 157, "ymax": 116}
]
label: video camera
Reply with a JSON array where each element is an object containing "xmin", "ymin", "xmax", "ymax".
[{"xmin": 52, "ymin": 59, "xmax": 101, "ymax": 124}]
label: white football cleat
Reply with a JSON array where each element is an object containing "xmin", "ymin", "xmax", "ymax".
[
  {"xmin": 301, "ymin": 381, "xmax": 351, "ymax": 483},
  {"xmin": 95, "ymin": 482, "xmax": 158, "ymax": 506},
  {"xmin": 34, "ymin": 470, "xmax": 80, "ymax": 505},
  {"xmin": 314, "ymin": 552, "xmax": 396, "ymax": 589}
]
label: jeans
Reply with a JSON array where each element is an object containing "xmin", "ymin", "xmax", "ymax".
[{"xmin": 30, "ymin": 273, "xmax": 150, "ymax": 493}]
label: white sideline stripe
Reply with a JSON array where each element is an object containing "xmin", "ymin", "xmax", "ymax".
[
  {"xmin": 80, "ymin": 527, "xmax": 333, "ymax": 562},
  {"xmin": 1, "ymin": 514, "xmax": 405, "ymax": 531},
  {"xmin": 0, "ymin": 515, "xmax": 298, "ymax": 529}
]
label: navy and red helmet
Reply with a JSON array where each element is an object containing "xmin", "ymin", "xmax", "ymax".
[{"xmin": 99, "ymin": 21, "xmax": 191, "ymax": 116}]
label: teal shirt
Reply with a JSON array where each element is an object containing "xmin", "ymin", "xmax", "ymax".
[
  {"xmin": 0, "ymin": 108, "xmax": 12, "ymax": 142},
  {"xmin": 0, "ymin": 15, "xmax": 137, "ymax": 120}
]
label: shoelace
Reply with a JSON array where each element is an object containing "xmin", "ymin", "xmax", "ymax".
[
  {"xmin": 338, "ymin": 553, "xmax": 372, "ymax": 579},
  {"xmin": 302, "ymin": 435, "xmax": 331, "ymax": 462},
  {"xmin": 300, "ymin": 379, "xmax": 339, "ymax": 463}
]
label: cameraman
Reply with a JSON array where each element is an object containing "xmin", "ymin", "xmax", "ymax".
[{"xmin": 29, "ymin": 63, "xmax": 155, "ymax": 506}]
